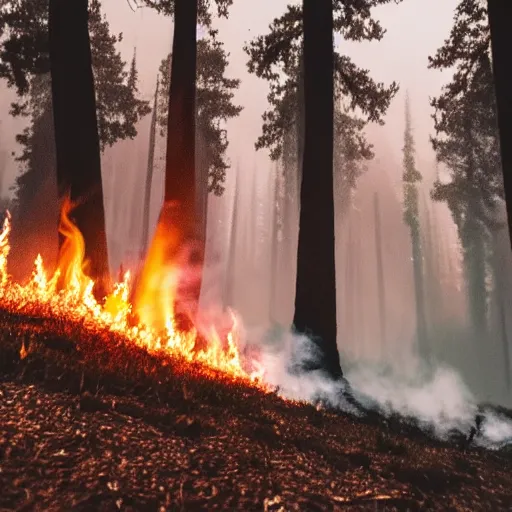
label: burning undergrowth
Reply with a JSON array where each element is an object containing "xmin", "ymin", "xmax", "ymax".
[
  {"xmin": 0, "ymin": 200, "xmax": 265, "ymax": 387},
  {"xmin": 1, "ymin": 199, "xmax": 512, "ymax": 459}
]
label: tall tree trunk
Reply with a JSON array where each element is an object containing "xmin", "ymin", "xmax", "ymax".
[
  {"xmin": 411, "ymin": 224, "xmax": 428, "ymax": 357},
  {"xmin": 49, "ymin": 0, "xmax": 109, "ymax": 296},
  {"xmin": 373, "ymin": 192, "xmax": 387, "ymax": 350},
  {"xmin": 269, "ymin": 165, "xmax": 280, "ymax": 323},
  {"xmin": 296, "ymin": 53, "xmax": 305, "ymax": 192},
  {"xmin": 487, "ymin": 0, "xmax": 512, "ymax": 249},
  {"xmin": 294, "ymin": 0, "xmax": 342, "ymax": 379},
  {"xmin": 163, "ymin": 0, "xmax": 198, "ymax": 230},
  {"xmin": 141, "ymin": 76, "xmax": 159, "ymax": 260}
]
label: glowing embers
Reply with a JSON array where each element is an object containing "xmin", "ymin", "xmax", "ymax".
[{"xmin": 0, "ymin": 201, "xmax": 264, "ymax": 384}]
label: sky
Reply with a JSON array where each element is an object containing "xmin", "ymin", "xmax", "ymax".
[
  {"xmin": 98, "ymin": 0, "xmax": 458, "ymax": 179},
  {"xmin": 0, "ymin": 0, "xmax": 459, "ymax": 194}
]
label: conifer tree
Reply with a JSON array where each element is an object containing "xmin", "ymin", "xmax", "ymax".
[{"xmin": 402, "ymin": 96, "xmax": 428, "ymax": 356}]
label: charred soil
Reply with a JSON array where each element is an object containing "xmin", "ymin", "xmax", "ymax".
[{"xmin": 1, "ymin": 308, "xmax": 512, "ymax": 511}]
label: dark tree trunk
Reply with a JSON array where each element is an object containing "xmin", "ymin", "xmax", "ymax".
[
  {"xmin": 163, "ymin": 0, "xmax": 198, "ymax": 234},
  {"xmin": 294, "ymin": 0, "xmax": 342, "ymax": 379},
  {"xmin": 141, "ymin": 76, "xmax": 159, "ymax": 260},
  {"xmin": 487, "ymin": 0, "xmax": 512, "ymax": 249},
  {"xmin": 49, "ymin": 0, "xmax": 109, "ymax": 296}
]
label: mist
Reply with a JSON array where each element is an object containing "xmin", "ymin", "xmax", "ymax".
[{"xmin": 2, "ymin": 0, "xmax": 512, "ymax": 446}]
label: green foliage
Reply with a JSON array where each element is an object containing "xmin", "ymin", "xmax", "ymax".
[
  {"xmin": 402, "ymin": 96, "xmax": 422, "ymax": 231},
  {"xmin": 244, "ymin": 1, "xmax": 400, "ymax": 161},
  {"xmin": 0, "ymin": 0, "xmax": 150, "ymax": 150},
  {"xmin": 429, "ymin": 0, "xmax": 500, "ymax": 333},
  {"xmin": 157, "ymin": 33, "xmax": 242, "ymax": 195},
  {"xmin": 429, "ymin": 0, "xmax": 502, "ymax": 232},
  {"xmin": 140, "ymin": 0, "xmax": 233, "ymax": 26}
]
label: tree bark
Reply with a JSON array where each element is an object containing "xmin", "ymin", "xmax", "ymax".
[
  {"xmin": 487, "ymin": 0, "xmax": 512, "ymax": 249},
  {"xmin": 294, "ymin": 0, "xmax": 342, "ymax": 379},
  {"xmin": 49, "ymin": 0, "xmax": 109, "ymax": 296},
  {"xmin": 135, "ymin": 0, "xmax": 199, "ymax": 328},
  {"xmin": 163, "ymin": 0, "xmax": 198, "ymax": 233}
]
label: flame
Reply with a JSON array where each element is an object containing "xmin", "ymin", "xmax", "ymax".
[{"xmin": 0, "ymin": 201, "xmax": 266, "ymax": 385}]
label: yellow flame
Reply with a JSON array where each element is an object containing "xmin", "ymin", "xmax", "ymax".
[{"xmin": 0, "ymin": 202, "xmax": 266, "ymax": 384}]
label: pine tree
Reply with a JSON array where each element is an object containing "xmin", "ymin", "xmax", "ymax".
[
  {"xmin": 402, "ymin": 96, "xmax": 428, "ymax": 357},
  {"xmin": 49, "ymin": 0, "xmax": 109, "ymax": 293},
  {"xmin": 373, "ymin": 192, "xmax": 386, "ymax": 348},
  {"xmin": 293, "ymin": 0, "xmax": 341, "ymax": 380},
  {"xmin": 244, "ymin": 1, "xmax": 399, "ymax": 163},
  {"xmin": 141, "ymin": 75, "xmax": 160, "ymax": 260},
  {"xmin": 156, "ymin": 35, "xmax": 242, "ymax": 197}
]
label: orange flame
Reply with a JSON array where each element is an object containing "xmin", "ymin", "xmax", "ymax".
[{"xmin": 0, "ymin": 202, "xmax": 266, "ymax": 384}]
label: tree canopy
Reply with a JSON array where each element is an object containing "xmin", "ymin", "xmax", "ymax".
[
  {"xmin": 157, "ymin": 33, "xmax": 242, "ymax": 195},
  {"xmin": 1, "ymin": 0, "xmax": 150, "ymax": 150},
  {"xmin": 244, "ymin": 1, "xmax": 400, "ymax": 161}
]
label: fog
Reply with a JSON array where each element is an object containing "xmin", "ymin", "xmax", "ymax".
[{"xmin": 2, "ymin": 0, "xmax": 512, "ymax": 426}]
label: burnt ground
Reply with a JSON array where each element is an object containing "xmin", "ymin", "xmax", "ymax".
[{"xmin": 1, "ymin": 307, "xmax": 512, "ymax": 511}]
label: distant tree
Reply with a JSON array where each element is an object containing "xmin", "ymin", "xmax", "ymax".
[
  {"xmin": 1, "ymin": 0, "xmax": 150, "ymax": 144},
  {"xmin": 140, "ymin": 75, "xmax": 160, "ymax": 260},
  {"xmin": 429, "ymin": 3, "xmax": 502, "ymax": 335},
  {"xmin": 156, "ymin": 34, "xmax": 242, "ymax": 197},
  {"xmin": 373, "ymin": 192, "xmax": 386, "ymax": 348},
  {"xmin": 402, "ymin": 96, "xmax": 428, "ymax": 356},
  {"xmin": 291, "ymin": 0, "xmax": 340, "ymax": 379}
]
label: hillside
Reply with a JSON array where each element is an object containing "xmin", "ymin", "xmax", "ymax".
[{"xmin": 1, "ymin": 307, "xmax": 512, "ymax": 511}]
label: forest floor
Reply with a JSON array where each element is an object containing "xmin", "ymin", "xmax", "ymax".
[{"xmin": 1, "ymin": 307, "xmax": 512, "ymax": 511}]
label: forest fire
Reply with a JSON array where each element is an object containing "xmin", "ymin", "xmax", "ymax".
[{"xmin": 0, "ymin": 199, "xmax": 265, "ymax": 385}]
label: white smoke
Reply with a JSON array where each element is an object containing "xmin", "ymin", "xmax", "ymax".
[{"xmin": 246, "ymin": 325, "xmax": 512, "ymax": 449}]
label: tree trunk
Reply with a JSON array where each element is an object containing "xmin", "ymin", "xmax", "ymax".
[
  {"xmin": 487, "ymin": 0, "xmax": 512, "ymax": 250},
  {"xmin": 163, "ymin": 0, "xmax": 198, "ymax": 231},
  {"xmin": 491, "ymin": 229, "xmax": 511, "ymax": 390},
  {"xmin": 269, "ymin": 165, "xmax": 280, "ymax": 323},
  {"xmin": 49, "ymin": 0, "xmax": 109, "ymax": 296},
  {"xmin": 294, "ymin": 0, "xmax": 342, "ymax": 379},
  {"xmin": 140, "ymin": 76, "xmax": 159, "ymax": 260}
]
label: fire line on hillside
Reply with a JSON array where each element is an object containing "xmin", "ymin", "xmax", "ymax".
[{"xmin": 0, "ymin": 200, "xmax": 265, "ymax": 385}]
